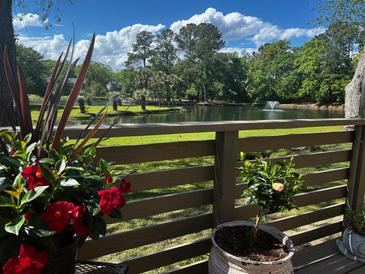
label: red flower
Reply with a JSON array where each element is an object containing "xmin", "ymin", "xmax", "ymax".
[
  {"xmin": 119, "ymin": 179, "xmax": 131, "ymax": 193},
  {"xmin": 98, "ymin": 187, "xmax": 125, "ymax": 215},
  {"xmin": 42, "ymin": 201, "xmax": 74, "ymax": 233},
  {"xmin": 2, "ymin": 245, "xmax": 47, "ymax": 274},
  {"xmin": 72, "ymin": 205, "xmax": 89, "ymax": 236},
  {"xmin": 104, "ymin": 175, "xmax": 113, "ymax": 184},
  {"xmin": 21, "ymin": 163, "xmax": 49, "ymax": 190}
]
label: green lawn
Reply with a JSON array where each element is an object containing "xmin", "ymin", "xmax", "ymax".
[
  {"xmin": 30, "ymin": 105, "xmax": 182, "ymax": 122},
  {"xmin": 99, "ymin": 125, "xmax": 344, "ymax": 146}
]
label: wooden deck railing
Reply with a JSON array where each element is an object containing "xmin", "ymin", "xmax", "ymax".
[{"xmin": 62, "ymin": 118, "xmax": 365, "ymax": 274}]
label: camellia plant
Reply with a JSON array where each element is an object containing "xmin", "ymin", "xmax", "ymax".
[
  {"xmin": 0, "ymin": 35, "xmax": 130, "ymax": 274},
  {"xmin": 240, "ymin": 157, "xmax": 303, "ymax": 243}
]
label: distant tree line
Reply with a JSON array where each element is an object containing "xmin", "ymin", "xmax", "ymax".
[{"xmin": 19, "ymin": 21, "xmax": 364, "ymax": 105}]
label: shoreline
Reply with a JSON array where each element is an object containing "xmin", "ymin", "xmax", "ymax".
[{"xmin": 279, "ymin": 103, "xmax": 344, "ymax": 112}]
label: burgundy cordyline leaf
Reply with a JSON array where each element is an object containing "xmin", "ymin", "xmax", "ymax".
[
  {"xmin": 35, "ymin": 52, "xmax": 63, "ymax": 137},
  {"xmin": 44, "ymin": 57, "xmax": 79, "ymax": 140},
  {"xmin": 73, "ymin": 103, "xmax": 110, "ymax": 147},
  {"xmin": 91, "ymin": 122, "xmax": 115, "ymax": 148},
  {"xmin": 3, "ymin": 47, "xmax": 25, "ymax": 133},
  {"xmin": 41, "ymin": 41, "xmax": 73, "ymax": 140},
  {"xmin": 71, "ymin": 110, "xmax": 108, "ymax": 158},
  {"xmin": 52, "ymin": 34, "xmax": 96, "ymax": 149},
  {"xmin": 17, "ymin": 65, "xmax": 33, "ymax": 136}
]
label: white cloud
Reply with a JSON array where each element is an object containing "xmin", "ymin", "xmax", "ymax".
[
  {"xmin": 219, "ymin": 47, "xmax": 257, "ymax": 56},
  {"xmin": 18, "ymin": 23, "xmax": 165, "ymax": 70},
  {"xmin": 17, "ymin": 8, "xmax": 326, "ymax": 70},
  {"xmin": 13, "ymin": 13, "xmax": 46, "ymax": 30},
  {"xmin": 170, "ymin": 8, "xmax": 325, "ymax": 46}
]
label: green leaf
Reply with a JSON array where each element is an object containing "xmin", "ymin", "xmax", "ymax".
[
  {"xmin": 26, "ymin": 227, "xmax": 56, "ymax": 238},
  {"xmin": 20, "ymin": 185, "xmax": 49, "ymax": 207},
  {"xmin": 26, "ymin": 142, "xmax": 38, "ymax": 161},
  {"xmin": 0, "ymin": 156, "xmax": 21, "ymax": 169},
  {"xmin": 5, "ymin": 215, "xmax": 25, "ymax": 235},
  {"xmin": 39, "ymin": 158, "xmax": 55, "ymax": 165},
  {"xmin": 60, "ymin": 178, "xmax": 80, "ymax": 187},
  {"xmin": 38, "ymin": 163, "xmax": 56, "ymax": 184},
  {"xmin": 0, "ymin": 177, "xmax": 12, "ymax": 192},
  {"xmin": 56, "ymin": 159, "xmax": 66, "ymax": 174},
  {"xmin": 13, "ymin": 173, "xmax": 24, "ymax": 189},
  {"xmin": 0, "ymin": 195, "xmax": 16, "ymax": 208}
]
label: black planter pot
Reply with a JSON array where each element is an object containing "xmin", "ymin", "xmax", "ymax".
[{"xmin": 42, "ymin": 243, "xmax": 77, "ymax": 274}]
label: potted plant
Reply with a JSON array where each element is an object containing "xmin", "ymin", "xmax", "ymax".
[
  {"xmin": 0, "ymin": 35, "xmax": 130, "ymax": 274},
  {"xmin": 209, "ymin": 158, "xmax": 302, "ymax": 274},
  {"xmin": 337, "ymin": 205, "xmax": 365, "ymax": 262}
]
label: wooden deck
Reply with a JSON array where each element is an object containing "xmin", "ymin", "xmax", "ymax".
[
  {"xmin": 59, "ymin": 119, "xmax": 365, "ymax": 273},
  {"xmin": 293, "ymin": 239, "xmax": 365, "ymax": 273}
]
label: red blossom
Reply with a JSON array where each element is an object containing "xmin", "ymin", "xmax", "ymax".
[
  {"xmin": 104, "ymin": 175, "xmax": 113, "ymax": 184},
  {"xmin": 2, "ymin": 245, "xmax": 47, "ymax": 274},
  {"xmin": 119, "ymin": 179, "xmax": 131, "ymax": 193},
  {"xmin": 72, "ymin": 205, "xmax": 89, "ymax": 236},
  {"xmin": 98, "ymin": 187, "xmax": 125, "ymax": 215},
  {"xmin": 42, "ymin": 201, "xmax": 74, "ymax": 233},
  {"xmin": 21, "ymin": 163, "xmax": 49, "ymax": 190}
]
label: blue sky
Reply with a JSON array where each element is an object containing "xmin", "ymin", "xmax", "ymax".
[{"xmin": 14, "ymin": 0, "xmax": 323, "ymax": 70}]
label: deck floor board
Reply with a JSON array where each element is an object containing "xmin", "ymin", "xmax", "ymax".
[{"xmin": 293, "ymin": 239, "xmax": 365, "ymax": 273}]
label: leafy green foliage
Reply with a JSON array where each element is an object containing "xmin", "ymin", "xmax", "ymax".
[
  {"xmin": 241, "ymin": 158, "xmax": 302, "ymax": 213},
  {"xmin": 346, "ymin": 205, "xmax": 365, "ymax": 235},
  {"xmin": 240, "ymin": 157, "xmax": 303, "ymax": 242}
]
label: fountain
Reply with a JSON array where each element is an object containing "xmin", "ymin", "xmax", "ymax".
[{"xmin": 265, "ymin": 101, "xmax": 280, "ymax": 110}]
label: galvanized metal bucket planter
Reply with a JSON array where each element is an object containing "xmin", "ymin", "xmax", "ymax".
[
  {"xmin": 337, "ymin": 227, "xmax": 365, "ymax": 263},
  {"xmin": 208, "ymin": 221, "xmax": 295, "ymax": 274}
]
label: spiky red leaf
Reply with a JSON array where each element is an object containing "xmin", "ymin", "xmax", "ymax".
[{"xmin": 52, "ymin": 34, "xmax": 95, "ymax": 148}]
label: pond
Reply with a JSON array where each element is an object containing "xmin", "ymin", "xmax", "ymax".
[{"xmin": 102, "ymin": 105, "xmax": 343, "ymax": 124}]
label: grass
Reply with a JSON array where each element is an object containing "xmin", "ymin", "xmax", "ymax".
[
  {"xmin": 84, "ymin": 126, "xmax": 351, "ymax": 273},
  {"xmin": 30, "ymin": 105, "xmax": 182, "ymax": 123}
]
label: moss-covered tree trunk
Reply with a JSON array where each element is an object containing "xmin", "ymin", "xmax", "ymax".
[{"xmin": 0, "ymin": 0, "xmax": 17, "ymax": 126}]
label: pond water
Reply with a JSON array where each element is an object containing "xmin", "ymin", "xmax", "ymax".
[{"xmin": 102, "ymin": 105, "xmax": 343, "ymax": 124}]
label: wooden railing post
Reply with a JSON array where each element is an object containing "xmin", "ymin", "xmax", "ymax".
[
  {"xmin": 213, "ymin": 130, "xmax": 238, "ymax": 226},
  {"xmin": 348, "ymin": 124, "xmax": 365, "ymax": 210}
]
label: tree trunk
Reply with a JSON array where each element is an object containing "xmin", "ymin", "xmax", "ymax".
[
  {"xmin": 345, "ymin": 47, "xmax": 365, "ymax": 118},
  {"xmin": 0, "ymin": 0, "xmax": 17, "ymax": 126}
]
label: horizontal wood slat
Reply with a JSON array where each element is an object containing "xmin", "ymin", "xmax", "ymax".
[
  {"xmin": 291, "ymin": 221, "xmax": 343, "ymax": 245},
  {"xmin": 112, "ymin": 189, "xmax": 213, "ymax": 222},
  {"xmin": 303, "ymin": 168, "xmax": 349, "ymax": 186},
  {"xmin": 294, "ymin": 185, "xmax": 347, "ymax": 207},
  {"xmin": 235, "ymin": 180, "xmax": 347, "ymax": 199},
  {"xmin": 237, "ymin": 150, "xmax": 351, "ymax": 169},
  {"xmin": 78, "ymin": 213, "xmax": 213, "ymax": 259},
  {"xmin": 269, "ymin": 204, "xmax": 345, "ymax": 231},
  {"xmin": 164, "ymin": 260, "xmax": 208, "ymax": 274},
  {"xmin": 238, "ymin": 131, "xmax": 353, "ymax": 151},
  {"xmin": 62, "ymin": 118, "xmax": 364, "ymax": 138},
  {"xmin": 96, "ymin": 140, "xmax": 215, "ymax": 164},
  {"xmin": 123, "ymin": 239, "xmax": 211, "ymax": 274},
  {"xmin": 234, "ymin": 186, "xmax": 347, "ymax": 220},
  {"xmin": 126, "ymin": 165, "xmax": 214, "ymax": 192}
]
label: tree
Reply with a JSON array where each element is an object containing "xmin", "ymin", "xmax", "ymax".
[
  {"xmin": 115, "ymin": 69, "xmax": 136, "ymax": 98},
  {"xmin": 126, "ymin": 31, "xmax": 154, "ymax": 68},
  {"xmin": 150, "ymin": 29, "xmax": 178, "ymax": 74},
  {"xmin": 212, "ymin": 52, "xmax": 247, "ymax": 102},
  {"xmin": 175, "ymin": 23, "xmax": 224, "ymax": 102},
  {"xmin": 247, "ymin": 41, "xmax": 299, "ymax": 103},
  {"xmin": 0, "ymin": 0, "xmax": 17, "ymax": 126},
  {"xmin": 315, "ymin": 0, "xmax": 365, "ymax": 27},
  {"xmin": 79, "ymin": 62, "xmax": 114, "ymax": 97},
  {"xmin": 16, "ymin": 44, "xmax": 48, "ymax": 95},
  {"xmin": 0, "ymin": 0, "xmax": 67, "ymax": 125},
  {"xmin": 175, "ymin": 23, "xmax": 200, "ymax": 57}
]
